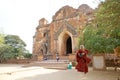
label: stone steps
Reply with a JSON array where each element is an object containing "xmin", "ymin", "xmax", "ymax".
[
  {"xmin": 23, "ymin": 60, "xmax": 69, "ymax": 70},
  {"xmin": 39, "ymin": 59, "xmax": 69, "ymax": 63}
]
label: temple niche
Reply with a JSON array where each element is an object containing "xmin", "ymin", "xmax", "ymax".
[{"xmin": 33, "ymin": 4, "xmax": 94, "ymax": 60}]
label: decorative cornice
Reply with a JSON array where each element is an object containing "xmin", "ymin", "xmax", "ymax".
[{"xmin": 54, "ymin": 21, "xmax": 77, "ymax": 40}]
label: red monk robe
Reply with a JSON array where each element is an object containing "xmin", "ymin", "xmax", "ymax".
[{"xmin": 75, "ymin": 49, "xmax": 91, "ymax": 74}]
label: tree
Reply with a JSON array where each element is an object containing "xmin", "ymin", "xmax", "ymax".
[
  {"xmin": 0, "ymin": 34, "xmax": 4, "ymax": 44},
  {"xmin": 0, "ymin": 34, "xmax": 13, "ymax": 62},
  {"xmin": 78, "ymin": 24, "xmax": 107, "ymax": 54},
  {"xmin": 79, "ymin": 0, "xmax": 120, "ymax": 54},
  {"xmin": 0, "ymin": 44, "xmax": 13, "ymax": 62},
  {"xmin": 23, "ymin": 53, "xmax": 32, "ymax": 59},
  {"xmin": 95, "ymin": 0, "xmax": 120, "ymax": 48},
  {"xmin": 4, "ymin": 35, "xmax": 27, "ymax": 58},
  {"xmin": 0, "ymin": 34, "xmax": 30, "ymax": 62}
]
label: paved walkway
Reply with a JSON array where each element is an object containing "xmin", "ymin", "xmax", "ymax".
[{"xmin": 0, "ymin": 64, "xmax": 120, "ymax": 80}]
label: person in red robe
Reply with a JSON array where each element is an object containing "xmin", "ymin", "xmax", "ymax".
[{"xmin": 75, "ymin": 45, "xmax": 91, "ymax": 74}]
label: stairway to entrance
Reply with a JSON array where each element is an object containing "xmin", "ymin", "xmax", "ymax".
[{"xmin": 23, "ymin": 59, "xmax": 70, "ymax": 70}]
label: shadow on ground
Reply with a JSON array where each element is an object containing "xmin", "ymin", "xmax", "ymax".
[{"xmin": 16, "ymin": 68, "xmax": 120, "ymax": 80}]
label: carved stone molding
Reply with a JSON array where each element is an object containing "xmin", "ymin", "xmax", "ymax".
[
  {"xmin": 54, "ymin": 26, "xmax": 63, "ymax": 40},
  {"xmin": 66, "ymin": 23, "xmax": 77, "ymax": 35},
  {"xmin": 54, "ymin": 22, "xmax": 77, "ymax": 40}
]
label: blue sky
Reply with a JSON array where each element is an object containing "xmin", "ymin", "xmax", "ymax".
[{"xmin": 0, "ymin": 0, "xmax": 101, "ymax": 53}]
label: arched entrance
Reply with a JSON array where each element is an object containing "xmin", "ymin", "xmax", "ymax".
[
  {"xmin": 58, "ymin": 31, "xmax": 73, "ymax": 56},
  {"xmin": 66, "ymin": 36, "xmax": 72, "ymax": 55}
]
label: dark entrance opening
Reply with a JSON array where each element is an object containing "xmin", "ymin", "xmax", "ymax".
[{"xmin": 66, "ymin": 37, "xmax": 72, "ymax": 55}]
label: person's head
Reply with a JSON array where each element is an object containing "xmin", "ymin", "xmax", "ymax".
[{"xmin": 80, "ymin": 45, "xmax": 85, "ymax": 50}]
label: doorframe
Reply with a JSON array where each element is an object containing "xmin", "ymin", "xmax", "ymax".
[{"xmin": 58, "ymin": 30, "xmax": 74, "ymax": 56}]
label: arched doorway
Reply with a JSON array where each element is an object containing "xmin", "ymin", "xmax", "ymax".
[
  {"xmin": 58, "ymin": 31, "xmax": 73, "ymax": 56},
  {"xmin": 66, "ymin": 36, "xmax": 72, "ymax": 55}
]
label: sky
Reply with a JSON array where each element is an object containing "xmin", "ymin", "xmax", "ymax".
[{"xmin": 0, "ymin": 0, "xmax": 101, "ymax": 53}]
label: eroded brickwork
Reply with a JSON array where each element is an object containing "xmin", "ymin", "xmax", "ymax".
[{"xmin": 33, "ymin": 4, "xmax": 94, "ymax": 59}]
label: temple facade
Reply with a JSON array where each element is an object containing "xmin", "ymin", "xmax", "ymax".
[{"xmin": 33, "ymin": 4, "xmax": 93, "ymax": 60}]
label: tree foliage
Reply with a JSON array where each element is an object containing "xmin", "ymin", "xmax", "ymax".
[
  {"xmin": 5, "ymin": 35, "xmax": 26, "ymax": 48},
  {"xmin": 95, "ymin": 0, "xmax": 120, "ymax": 47},
  {"xmin": 0, "ymin": 34, "xmax": 30, "ymax": 62},
  {"xmin": 0, "ymin": 34, "xmax": 13, "ymax": 62},
  {"xmin": 78, "ymin": 0, "xmax": 120, "ymax": 54},
  {"xmin": 0, "ymin": 34, "xmax": 4, "ymax": 44},
  {"xmin": 0, "ymin": 44, "xmax": 13, "ymax": 62},
  {"xmin": 4, "ymin": 35, "xmax": 27, "ymax": 57}
]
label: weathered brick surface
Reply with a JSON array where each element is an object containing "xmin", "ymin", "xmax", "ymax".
[{"xmin": 33, "ymin": 4, "xmax": 93, "ymax": 60}]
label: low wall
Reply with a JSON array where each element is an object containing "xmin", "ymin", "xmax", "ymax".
[{"xmin": 5, "ymin": 59, "xmax": 32, "ymax": 64}]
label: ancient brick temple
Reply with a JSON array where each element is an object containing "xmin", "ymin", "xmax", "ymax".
[{"xmin": 33, "ymin": 4, "xmax": 93, "ymax": 60}]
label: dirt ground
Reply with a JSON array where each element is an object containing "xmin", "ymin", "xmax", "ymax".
[{"xmin": 0, "ymin": 64, "xmax": 120, "ymax": 80}]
